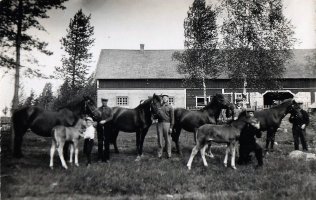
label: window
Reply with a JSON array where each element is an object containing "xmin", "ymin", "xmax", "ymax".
[
  {"xmin": 234, "ymin": 93, "xmax": 249, "ymax": 104},
  {"xmin": 196, "ymin": 96, "xmax": 210, "ymax": 107},
  {"xmin": 116, "ymin": 96, "xmax": 128, "ymax": 106},
  {"xmin": 168, "ymin": 97, "xmax": 175, "ymax": 105}
]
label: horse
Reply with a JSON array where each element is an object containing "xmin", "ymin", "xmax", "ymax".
[
  {"xmin": 94, "ymin": 94, "xmax": 162, "ymax": 161},
  {"xmin": 11, "ymin": 96, "xmax": 97, "ymax": 158},
  {"xmin": 186, "ymin": 113, "xmax": 260, "ymax": 170},
  {"xmin": 49, "ymin": 118, "xmax": 87, "ymax": 169},
  {"xmin": 238, "ymin": 98, "xmax": 299, "ymax": 152},
  {"xmin": 171, "ymin": 93, "xmax": 234, "ymax": 154}
]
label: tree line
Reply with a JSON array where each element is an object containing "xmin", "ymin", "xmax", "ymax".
[{"xmin": 1, "ymin": 0, "xmax": 299, "ymax": 112}]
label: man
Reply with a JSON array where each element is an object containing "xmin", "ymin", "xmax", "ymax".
[
  {"xmin": 233, "ymin": 98, "xmax": 244, "ymax": 120},
  {"xmin": 237, "ymin": 109, "xmax": 263, "ymax": 168},
  {"xmin": 155, "ymin": 94, "xmax": 174, "ymax": 158},
  {"xmin": 289, "ymin": 101, "xmax": 310, "ymax": 151},
  {"xmin": 97, "ymin": 98, "xmax": 113, "ymax": 162}
]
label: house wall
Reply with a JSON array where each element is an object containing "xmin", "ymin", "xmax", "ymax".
[
  {"xmin": 97, "ymin": 88, "xmax": 186, "ymax": 108},
  {"xmin": 97, "ymin": 79, "xmax": 316, "ymax": 109}
]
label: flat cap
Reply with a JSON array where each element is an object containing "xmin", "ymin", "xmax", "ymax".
[{"xmin": 101, "ymin": 98, "xmax": 108, "ymax": 101}]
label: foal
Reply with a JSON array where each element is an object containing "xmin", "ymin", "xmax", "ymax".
[
  {"xmin": 187, "ymin": 114, "xmax": 260, "ymax": 170},
  {"xmin": 49, "ymin": 118, "xmax": 86, "ymax": 169}
]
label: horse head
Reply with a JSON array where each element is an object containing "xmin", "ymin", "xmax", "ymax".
[
  {"xmin": 150, "ymin": 93, "xmax": 162, "ymax": 117},
  {"xmin": 205, "ymin": 94, "xmax": 234, "ymax": 117},
  {"xmin": 82, "ymin": 96, "xmax": 101, "ymax": 121}
]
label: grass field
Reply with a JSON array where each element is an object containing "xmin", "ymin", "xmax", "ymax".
[{"xmin": 1, "ymin": 115, "xmax": 316, "ymax": 200}]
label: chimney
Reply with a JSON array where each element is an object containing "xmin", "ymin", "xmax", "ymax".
[{"xmin": 140, "ymin": 44, "xmax": 144, "ymax": 52}]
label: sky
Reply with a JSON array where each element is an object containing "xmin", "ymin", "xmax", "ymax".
[{"xmin": 0, "ymin": 0, "xmax": 315, "ymax": 113}]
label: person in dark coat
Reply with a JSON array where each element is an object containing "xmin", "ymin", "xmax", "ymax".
[
  {"xmin": 289, "ymin": 101, "xmax": 310, "ymax": 151},
  {"xmin": 237, "ymin": 109, "xmax": 263, "ymax": 168},
  {"xmin": 97, "ymin": 98, "xmax": 113, "ymax": 162}
]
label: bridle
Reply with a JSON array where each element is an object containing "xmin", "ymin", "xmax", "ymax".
[{"xmin": 84, "ymin": 100, "xmax": 99, "ymax": 120}]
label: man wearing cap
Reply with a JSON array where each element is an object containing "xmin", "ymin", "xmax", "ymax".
[
  {"xmin": 155, "ymin": 94, "xmax": 174, "ymax": 158},
  {"xmin": 97, "ymin": 98, "xmax": 113, "ymax": 162},
  {"xmin": 237, "ymin": 109, "xmax": 263, "ymax": 168},
  {"xmin": 289, "ymin": 101, "xmax": 310, "ymax": 151}
]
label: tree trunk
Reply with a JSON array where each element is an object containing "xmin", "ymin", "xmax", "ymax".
[
  {"xmin": 203, "ymin": 77, "xmax": 207, "ymax": 105},
  {"xmin": 11, "ymin": 0, "xmax": 23, "ymax": 151},
  {"xmin": 242, "ymin": 78, "xmax": 247, "ymax": 109}
]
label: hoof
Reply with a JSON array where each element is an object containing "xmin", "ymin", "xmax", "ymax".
[
  {"xmin": 62, "ymin": 166, "xmax": 68, "ymax": 170},
  {"xmin": 115, "ymin": 150, "xmax": 120, "ymax": 154},
  {"xmin": 187, "ymin": 165, "xmax": 191, "ymax": 170},
  {"xmin": 75, "ymin": 163, "xmax": 80, "ymax": 167},
  {"xmin": 231, "ymin": 166, "xmax": 237, "ymax": 170},
  {"xmin": 135, "ymin": 155, "xmax": 142, "ymax": 162},
  {"xmin": 224, "ymin": 163, "xmax": 227, "ymax": 168},
  {"xmin": 50, "ymin": 166, "xmax": 54, "ymax": 170}
]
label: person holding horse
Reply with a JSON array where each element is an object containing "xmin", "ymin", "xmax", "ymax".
[
  {"xmin": 97, "ymin": 98, "xmax": 113, "ymax": 162},
  {"xmin": 289, "ymin": 101, "xmax": 310, "ymax": 151},
  {"xmin": 237, "ymin": 109, "xmax": 263, "ymax": 168},
  {"xmin": 155, "ymin": 94, "xmax": 174, "ymax": 159},
  {"xmin": 81, "ymin": 117, "xmax": 96, "ymax": 167}
]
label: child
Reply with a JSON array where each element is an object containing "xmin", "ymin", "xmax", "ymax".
[{"xmin": 82, "ymin": 117, "xmax": 95, "ymax": 167}]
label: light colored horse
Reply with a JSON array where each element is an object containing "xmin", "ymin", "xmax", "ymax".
[
  {"xmin": 49, "ymin": 118, "xmax": 86, "ymax": 169},
  {"xmin": 187, "ymin": 115, "xmax": 260, "ymax": 170}
]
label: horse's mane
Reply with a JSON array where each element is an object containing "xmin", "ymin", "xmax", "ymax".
[
  {"xmin": 270, "ymin": 98, "xmax": 293, "ymax": 109},
  {"xmin": 200, "ymin": 94, "xmax": 225, "ymax": 111},
  {"xmin": 135, "ymin": 97, "xmax": 152, "ymax": 110}
]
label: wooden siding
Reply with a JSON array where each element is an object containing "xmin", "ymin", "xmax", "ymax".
[{"xmin": 98, "ymin": 79, "xmax": 230, "ymax": 89}]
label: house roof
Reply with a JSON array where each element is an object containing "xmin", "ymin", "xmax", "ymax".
[{"xmin": 95, "ymin": 49, "xmax": 316, "ymax": 79}]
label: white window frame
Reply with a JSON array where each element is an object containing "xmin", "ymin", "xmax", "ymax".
[
  {"xmin": 168, "ymin": 97, "xmax": 175, "ymax": 106},
  {"xmin": 221, "ymin": 89, "xmax": 233, "ymax": 102},
  {"xmin": 195, "ymin": 96, "xmax": 211, "ymax": 108},
  {"xmin": 116, "ymin": 96, "xmax": 128, "ymax": 106},
  {"xmin": 234, "ymin": 93, "xmax": 249, "ymax": 104}
]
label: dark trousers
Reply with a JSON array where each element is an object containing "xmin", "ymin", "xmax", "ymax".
[
  {"xmin": 97, "ymin": 124, "xmax": 110, "ymax": 161},
  {"xmin": 292, "ymin": 126, "xmax": 308, "ymax": 151},
  {"xmin": 84, "ymin": 139, "xmax": 94, "ymax": 164},
  {"xmin": 238, "ymin": 143, "xmax": 263, "ymax": 166}
]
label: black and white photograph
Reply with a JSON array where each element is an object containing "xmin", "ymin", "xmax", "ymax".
[{"xmin": 1, "ymin": 0, "xmax": 316, "ymax": 199}]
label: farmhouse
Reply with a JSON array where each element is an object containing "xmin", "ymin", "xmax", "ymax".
[{"xmin": 95, "ymin": 45, "xmax": 316, "ymax": 109}]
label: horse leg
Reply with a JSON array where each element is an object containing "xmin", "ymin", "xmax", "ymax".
[
  {"xmin": 13, "ymin": 126, "xmax": 27, "ymax": 158},
  {"xmin": 171, "ymin": 127, "xmax": 182, "ymax": 155},
  {"xmin": 270, "ymin": 129, "xmax": 276, "ymax": 150},
  {"xmin": 194, "ymin": 128, "xmax": 198, "ymax": 145},
  {"xmin": 74, "ymin": 141, "xmax": 79, "ymax": 167},
  {"xmin": 57, "ymin": 142, "xmax": 68, "ymax": 169},
  {"xmin": 49, "ymin": 141, "xmax": 56, "ymax": 169},
  {"xmin": 231, "ymin": 142, "xmax": 237, "ymax": 170},
  {"xmin": 200, "ymin": 144, "xmax": 209, "ymax": 167},
  {"xmin": 69, "ymin": 144, "xmax": 74, "ymax": 164},
  {"xmin": 187, "ymin": 145, "xmax": 200, "ymax": 170},
  {"xmin": 224, "ymin": 144, "xmax": 230, "ymax": 168},
  {"xmin": 205, "ymin": 142, "xmax": 214, "ymax": 158},
  {"xmin": 112, "ymin": 129, "xmax": 120, "ymax": 153},
  {"xmin": 135, "ymin": 131, "xmax": 142, "ymax": 161},
  {"xmin": 139, "ymin": 128, "xmax": 149, "ymax": 157}
]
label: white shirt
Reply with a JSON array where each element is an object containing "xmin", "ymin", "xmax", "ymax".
[{"xmin": 83, "ymin": 125, "xmax": 95, "ymax": 139}]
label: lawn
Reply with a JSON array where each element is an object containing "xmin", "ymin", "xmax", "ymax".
[{"xmin": 1, "ymin": 115, "xmax": 316, "ymax": 200}]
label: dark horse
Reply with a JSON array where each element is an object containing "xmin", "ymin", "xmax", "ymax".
[
  {"xmin": 172, "ymin": 93, "xmax": 234, "ymax": 154},
  {"xmin": 238, "ymin": 98, "xmax": 299, "ymax": 152},
  {"xmin": 12, "ymin": 96, "xmax": 97, "ymax": 158},
  {"xmin": 95, "ymin": 94, "xmax": 161, "ymax": 161}
]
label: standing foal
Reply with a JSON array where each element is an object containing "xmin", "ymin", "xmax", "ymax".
[
  {"xmin": 187, "ymin": 114, "xmax": 260, "ymax": 170},
  {"xmin": 49, "ymin": 118, "xmax": 86, "ymax": 169}
]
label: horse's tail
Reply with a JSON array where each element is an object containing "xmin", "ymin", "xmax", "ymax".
[{"xmin": 12, "ymin": 107, "xmax": 35, "ymax": 158}]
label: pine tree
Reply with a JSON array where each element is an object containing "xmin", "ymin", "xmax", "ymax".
[
  {"xmin": 0, "ymin": 0, "xmax": 68, "ymax": 110},
  {"xmin": 220, "ymin": 0, "xmax": 296, "ymax": 91},
  {"xmin": 56, "ymin": 9, "xmax": 95, "ymax": 94},
  {"xmin": 37, "ymin": 83, "xmax": 55, "ymax": 110},
  {"xmin": 173, "ymin": 0, "xmax": 220, "ymax": 105},
  {"xmin": 23, "ymin": 90, "xmax": 36, "ymax": 107}
]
